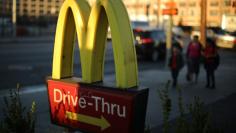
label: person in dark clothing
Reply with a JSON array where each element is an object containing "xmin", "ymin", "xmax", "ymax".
[
  {"xmin": 186, "ymin": 35, "xmax": 202, "ymax": 83},
  {"xmin": 204, "ymin": 38, "xmax": 219, "ymax": 89},
  {"xmin": 169, "ymin": 46, "xmax": 184, "ymax": 88}
]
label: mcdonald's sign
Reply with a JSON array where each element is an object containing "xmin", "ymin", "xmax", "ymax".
[{"xmin": 47, "ymin": 0, "xmax": 149, "ymax": 132}]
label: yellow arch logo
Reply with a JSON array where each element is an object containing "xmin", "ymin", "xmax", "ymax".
[{"xmin": 52, "ymin": 0, "xmax": 138, "ymax": 89}]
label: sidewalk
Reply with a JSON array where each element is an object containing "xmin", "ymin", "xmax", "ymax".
[{"xmin": 0, "ymin": 63, "xmax": 236, "ymax": 132}]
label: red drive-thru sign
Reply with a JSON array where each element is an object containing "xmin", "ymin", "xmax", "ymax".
[
  {"xmin": 47, "ymin": 79, "xmax": 148, "ymax": 133},
  {"xmin": 162, "ymin": 1, "xmax": 178, "ymax": 15},
  {"xmin": 47, "ymin": 0, "xmax": 148, "ymax": 132},
  {"xmin": 162, "ymin": 9, "xmax": 178, "ymax": 15}
]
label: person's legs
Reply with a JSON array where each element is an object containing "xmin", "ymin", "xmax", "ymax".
[
  {"xmin": 187, "ymin": 58, "xmax": 194, "ymax": 81},
  {"xmin": 206, "ymin": 69, "xmax": 210, "ymax": 88},
  {"xmin": 172, "ymin": 69, "xmax": 178, "ymax": 87},
  {"xmin": 186, "ymin": 58, "xmax": 191, "ymax": 81},
  {"xmin": 210, "ymin": 70, "xmax": 216, "ymax": 89},
  {"xmin": 194, "ymin": 58, "xmax": 200, "ymax": 83}
]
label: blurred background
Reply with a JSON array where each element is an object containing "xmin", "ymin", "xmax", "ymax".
[
  {"xmin": 0, "ymin": 0, "xmax": 236, "ymax": 37},
  {"xmin": 0, "ymin": 0, "xmax": 236, "ymax": 89},
  {"xmin": 0, "ymin": 0, "xmax": 236, "ymax": 132}
]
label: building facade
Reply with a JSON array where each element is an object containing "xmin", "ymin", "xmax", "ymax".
[
  {"xmin": 174, "ymin": 0, "xmax": 236, "ymax": 27},
  {"xmin": 18, "ymin": 0, "xmax": 63, "ymax": 18},
  {"xmin": 0, "ymin": 0, "xmax": 236, "ymax": 27}
]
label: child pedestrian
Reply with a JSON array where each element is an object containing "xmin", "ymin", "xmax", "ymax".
[
  {"xmin": 169, "ymin": 46, "xmax": 184, "ymax": 88},
  {"xmin": 203, "ymin": 38, "xmax": 219, "ymax": 89}
]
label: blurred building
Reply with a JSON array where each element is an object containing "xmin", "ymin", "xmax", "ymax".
[
  {"xmin": 174, "ymin": 0, "xmax": 236, "ymax": 27},
  {"xmin": 0, "ymin": 0, "xmax": 63, "ymax": 24},
  {"xmin": 124, "ymin": 0, "xmax": 236, "ymax": 28},
  {"xmin": 0, "ymin": 0, "xmax": 236, "ymax": 27},
  {"xmin": 18, "ymin": 0, "xmax": 63, "ymax": 18}
]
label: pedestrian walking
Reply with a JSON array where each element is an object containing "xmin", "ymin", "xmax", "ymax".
[
  {"xmin": 168, "ymin": 46, "xmax": 184, "ymax": 88},
  {"xmin": 203, "ymin": 38, "xmax": 219, "ymax": 89},
  {"xmin": 186, "ymin": 35, "xmax": 203, "ymax": 83}
]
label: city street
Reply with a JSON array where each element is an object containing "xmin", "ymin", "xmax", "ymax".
[
  {"xmin": 0, "ymin": 39, "xmax": 164, "ymax": 89},
  {"xmin": 0, "ymin": 38, "xmax": 236, "ymax": 132}
]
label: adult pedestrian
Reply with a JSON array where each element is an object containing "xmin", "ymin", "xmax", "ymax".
[
  {"xmin": 168, "ymin": 46, "xmax": 184, "ymax": 88},
  {"xmin": 186, "ymin": 35, "xmax": 202, "ymax": 83},
  {"xmin": 203, "ymin": 38, "xmax": 219, "ymax": 89}
]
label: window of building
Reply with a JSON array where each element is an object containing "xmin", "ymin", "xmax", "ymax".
[
  {"xmin": 210, "ymin": 10, "xmax": 218, "ymax": 16},
  {"xmin": 190, "ymin": 10, "xmax": 194, "ymax": 16},
  {"xmin": 180, "ymin": 10, "xmax": 184, "ymax": 16},
  {"xmin": 224, "ymin": 9, "xmax": 230, "ymax": 14},
  {"xmin": 210, "ymin": 1, "xmax": 219, "ymax": 6},
  {"xmin": 23, "ymin": 9, "xmax": 28, "ymax": 15},
  {"xmin": 224, "ymin": 0, "xmax": 231, "ymax": 6},
  {"xmin": 233, "ymin": 1, "xmax": 236, "ymax": 7},
  {"xmin": 40, "ymin": 10, "xmax": 44, "ymax": 15},
  {"xmin": 179, "ymin": 2, "xmax": 186, "ymax": 7},
  {"xmin": 189, "ymin": 2, "xmax": 196, "ymax": 7}
]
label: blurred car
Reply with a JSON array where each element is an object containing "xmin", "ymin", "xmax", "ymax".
[
  {"xmin": 134, "ymin": 27, "xmax": 181, "ymax": 61},
  {"xmin": 131, "ymin": 21, "xmax": 149, "ymax": 29},
  {"xmin": 191, "ymin": 29, "xmax": 217, "ymax": 40},
  {"xmin": 215, "ymin": 30, "xmax": 236, "ymax": 49},
  {"xmin": 107, "ymin": 21, "xmax": 149, "ymax": 40}
]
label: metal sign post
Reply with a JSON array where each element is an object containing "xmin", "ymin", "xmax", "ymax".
[
  {"xmin": 165, "ymin": 15, "xmax": 173, "ymax": 68},
  {"xmin": 47, "ymin": 0, "xmax": 149, "ymax": 132},
  {"xmin": 12, "ymin": 0, "xmax": 16, "ymax": 37},
  {"xmin": 162, "ymin": 1, "xmax": 177, "ymax": 68}
]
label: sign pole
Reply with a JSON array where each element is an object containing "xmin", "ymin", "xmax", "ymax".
[
  {"xmin": 200, "ymin": 0, "xmax": 207, "ymax": 47},
  {"xmin": 164, "ymin": 0, "xmax": 175, "ymax": 68},
  {"xmin": 165, "ymin": 14, "xmax": 173, "ymax": 68},
  {"xmin": 12, "ymin": 0, "xmax": 17, "ymax": 37},
  {"xmin": 157, "ymin": 0, "xmax": 161, "ymax": 27}
]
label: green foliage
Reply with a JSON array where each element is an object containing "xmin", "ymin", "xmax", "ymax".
[
  {"xmin": 175, "ymin": 87, "xmax": 189, "ymax": 133},
  {"xmin": 158, "ymin": 82, "xmax": 223, "ymax": 133},
  {"xmin": 0, "ymin": 84, "xmax": 36, "ymax": 133},
  {"xmin": 188, "ymin": 96, "xmax": 210, "ymax": 133},
  {"xmin": 158, "ymin": 80, "xmax": 172, "ymax": 133}
]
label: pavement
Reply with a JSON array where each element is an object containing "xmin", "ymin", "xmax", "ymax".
[
  {"xmin": 0, "ymin": 36, "xmax": 54, "ymax": 44},
  {"xmin": 0, "ymin": 56, "xmax": 236, "ymax": 133}
]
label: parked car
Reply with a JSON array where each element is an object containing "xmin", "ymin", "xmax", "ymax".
[
  {"xmin": 131, "ymin": 21, "xmax": 149, "ymax": 29},
  {"xmin": 191, "ymin": 29, "xmax": 217, "ymax": 40},
  {"xmin": 107, "ymin": 21, "xmax": 149, "ymax": 40},
  {"xmin": 133, "ymin": 27, "xmax": 181, "ymax": 61},
  {"xmin": 215, "ymin": 30, "xmax": 236, "ymax": 49}
]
